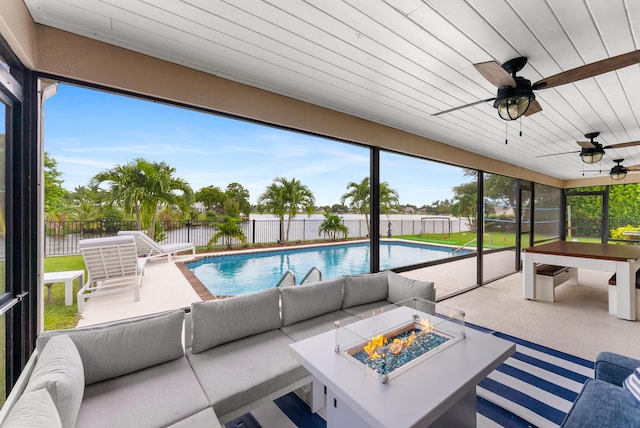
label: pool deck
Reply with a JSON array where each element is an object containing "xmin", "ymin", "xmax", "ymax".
[
  {"xmin": 74, "ymin": 246, "xmax": 640, "ymax": 363},
  {"xmin": 76, "ymin": 239, "xmax": 474, "ymax": 326}
]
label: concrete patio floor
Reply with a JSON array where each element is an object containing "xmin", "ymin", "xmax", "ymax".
[{"xmin": 76, "ymin": 251, "xmax": 640, "ymax": 362}]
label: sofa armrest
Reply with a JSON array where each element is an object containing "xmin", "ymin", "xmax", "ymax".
[
  {"xmin": 595, "ymin": 351, "xmax": 640, "ymax": 386},
  {"xmin": 0, "ymin": 350, "xmax": 39, "ymax": 425}
]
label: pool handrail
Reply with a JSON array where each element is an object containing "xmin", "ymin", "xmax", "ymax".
[
  {"xmin": 276, "ymin": 270, "xmax": 296, "ymax": 287},
  {"xmin": 300, "ymin": 267, "xmax": 322, "ymax": 284}
]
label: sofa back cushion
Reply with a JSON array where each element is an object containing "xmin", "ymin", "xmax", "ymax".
[
  {"xmin": 25, "ymin": 335, "xmax": 83, "ymax": 428},
  {"xmin": 342, "ymin": 271, "xmax": 389, "ymax": 309},
  {"xmin": 36, "ymin": 310, "xmax": 185, "ymax": 385},
  {"xmin": 387, "ymin": 271, "xmax": 435, "ymax": 303},
  {"xmin": 281, "ymin": 277, "xmax": 344, "ymax": 326},
  {"xmin": 3, "ymin": 389, "xmax": 62, "ymax": 428},
  {"xmin": 191, "ymin": 287, "xmax": 281, "ymax": 353}
]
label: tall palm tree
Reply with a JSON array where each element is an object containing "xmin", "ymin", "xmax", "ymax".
[
  {"xmin": 341, "ymin": 177, "xmax": 400, "ymax": 236},
  {"xmin": 136, "ymin": 160, "xmax": 193, "ymax": 239},
  {"xmin": 91, "ymin": 158, "xmax": 193, "ymax": 238},
  {"xmin": 257, "ymin": 177, "xmax": 315, "ymax": 243},
  {"xmin": 91, "ymin": 162, "xmax": 146, "ymax": 230},
  {"xmin": 341, "ymin": 178, "xmax": 371, "ymax": 235},
  {"xmin": 379, "ymin": 181, "xmax": 400, "ymax": 215}
]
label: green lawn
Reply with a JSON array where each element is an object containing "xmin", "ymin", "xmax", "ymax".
[
  {"xmin": 43, "ymin": 255, "xmax": 85, "ymax": 330},
  {"xmin": 396, "ymin": 232, "xmax": 517, "ymax": 248}
]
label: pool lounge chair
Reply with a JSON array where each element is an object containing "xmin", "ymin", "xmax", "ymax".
[
  {"xmin": 77, "ymin": 235, "xmax": 145, "ymax": 313},
  {"xmin": 117, "ymin": 230, "xmax": 196, "ymax": 262}
]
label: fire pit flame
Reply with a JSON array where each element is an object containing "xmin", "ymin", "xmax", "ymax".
[{"xmin": 355, "ymin": 318, "xmax": 450, "ymax": 378}]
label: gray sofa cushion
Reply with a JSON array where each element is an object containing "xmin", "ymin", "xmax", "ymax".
[
  {"xmin": 191, "ymin": 287, "xmax": 282, "ymax": 353},
  {"xmin": 280, "ymin": 310, "xmax": 350, "ymax": 341},
  {"xmin": 25, "ymin": 335, "xmax": 84, "ymax": 428},
  {"xmin": 75, "ymin": 357, "xmax": 210, "ymax": 428},
  {"xmin": 281, "ymin": 278, "xmax": 344, "ymax": 326},
  {"xmin": 37, "ymin": 310, "xmax": 185, "ymax": 385},
  {"xmin": 3, "ymin": 389, "xmax": 62, "ymax": 428},
  {"xmin": 387, "ymin": 271, "xmax": 435, "ymax": 303},
  {"xmin": 342, "ymin": 271, "xmax": 389, "ymax": 309},
  {"xmin": 186, "ymin": 329, "xmax": 308, "ymax": 419}
]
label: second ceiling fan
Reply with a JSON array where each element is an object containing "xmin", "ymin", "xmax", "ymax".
[
  {"xmin": 536, "ymin": 132, "xmax": 640, "ymax": 164},
  {"xmin": 432, "ymin": 50, "xmax": 640, "ymax": 120}
]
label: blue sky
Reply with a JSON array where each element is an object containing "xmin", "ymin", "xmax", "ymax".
[{"xmin": 44, "ymin": 84, "xmax": 467, "ymax": 206}]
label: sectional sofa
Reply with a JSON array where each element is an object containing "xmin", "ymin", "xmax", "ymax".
[{"xmin": 0, "ymin": 270, "xmax": 435, "ymax": 427}]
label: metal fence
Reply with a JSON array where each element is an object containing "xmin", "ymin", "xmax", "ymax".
[{"xmin": 44, "ymin": 217, "xmax": 467, "ymax": 256}]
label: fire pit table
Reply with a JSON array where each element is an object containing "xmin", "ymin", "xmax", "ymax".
[{"xmin": 289, "ymin": 299, "xmax": 515, "ymax": 428}]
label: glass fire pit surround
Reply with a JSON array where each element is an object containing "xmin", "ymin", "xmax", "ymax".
[{"xmin": 334, "ymin": 298, "xmax": 465, "ymax": 383}]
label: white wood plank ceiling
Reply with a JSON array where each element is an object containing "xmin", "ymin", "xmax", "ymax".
[{"xmin": 24, "ymin": 0, "xmax": 640, "ymax": 181}]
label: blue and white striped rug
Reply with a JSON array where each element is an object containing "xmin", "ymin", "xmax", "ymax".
[{"xmin": 226, "ymin": 324, "xmax": 593, "ymax": 428}]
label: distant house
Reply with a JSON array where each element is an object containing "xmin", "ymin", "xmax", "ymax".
[{"xmin": 192, "ymin": 202, "xmax": 207, "ymax": 213}]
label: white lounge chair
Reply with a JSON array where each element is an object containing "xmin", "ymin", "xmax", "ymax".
[
  {"xmin": 117, "ymin": 230, "xmax": 196, "ymax": 262},
  {"xmin": 77, "ymin": 235, "xmax": 146, "ymax": 313}
]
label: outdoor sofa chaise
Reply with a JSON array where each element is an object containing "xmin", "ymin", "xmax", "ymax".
[
  {"xmin": 0, "ymin": 270, "xmax": 435, "ymax": 427},
  {"xmin": 560, "ymin": 351, "xmax": 640, "ymax": 427},
  {"xmin": 117, "ymin": 230, "xmax": 195, "ymax": 263}
]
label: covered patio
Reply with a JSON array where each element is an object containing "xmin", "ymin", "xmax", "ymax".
[{"xmin": 1, "ymin": 1, "xmax": 640, "ymax": 426}]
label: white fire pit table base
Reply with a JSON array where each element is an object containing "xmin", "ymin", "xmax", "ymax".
[{"xmin": 290, "ymin": 306, "xmax": 515, "ymax": 428}]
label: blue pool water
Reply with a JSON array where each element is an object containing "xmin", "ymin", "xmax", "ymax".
[{"xmin": 188, "ymin": 241, "xmax": 469, "ymax": 296}]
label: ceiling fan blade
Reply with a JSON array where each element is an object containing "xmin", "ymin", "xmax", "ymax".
[
  {"xmin": 474, "ymin": 61, "xmax": 516, "ymax": 88},
  {"xmin": 625, "ymin": 164, "xmax": 640, "ymax": 170},
  {"xmin": 535, "ymin": 150, "xmax": 579, "ymax": 158},
  {"xmin": 524, "ymin": 99, "xmax": 542, "ymax": 116},
  {"xmin": 577, "ymin": 141, "xmax": 596, "ymax": 149},
  {"xmin": 533, "ymin": 49, "xmax": 640, "ymax": 90},
  {"xmin": 603, "ymin": 140, "xmax": 640, "ymax": 149},
  {"xmin": 431, "ymin": 97, "xmax": 496, "ymax": 116}
]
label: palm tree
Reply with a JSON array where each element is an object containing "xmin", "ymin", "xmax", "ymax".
[
  {"xmin": 136, "ymin": 160, "xmax": 193, "ymax": 239},
  {"xmin": 257, "ymin": 177, "xmax": 315, "ymax": 243},
  {"xmin": 91, "ymin": 162, "xmax": 146, "ymax": 230},
  {"xmin": 91, "ymin": 158, "xmax": 193, "ymax": 238},
  {"xmin": 341, "ymin": 178, "xmax": 371, "ymax": 235},
  {"xmin": 341, "ymin": 177, "xmax": 400, "ymax": 236},
  {"xmin": 207, "ymin": 217, "xmax": 247, "ymax": 249},
  {"xmin": 318, "ymin": 212, "xmax": 348, "ymax": 240},
  {"xmin": 379, "ymin": 181, "xmax": 400, "ymax": 216}
]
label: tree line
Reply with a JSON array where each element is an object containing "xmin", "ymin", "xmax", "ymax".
[{"xmin": 45, "ymin": 154, "xmax": 410, "ymax": 247}]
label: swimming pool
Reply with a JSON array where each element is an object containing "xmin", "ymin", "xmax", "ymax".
[{"xmin": 187, "ymin": 241, "xmax": 470, "ymax": 296}]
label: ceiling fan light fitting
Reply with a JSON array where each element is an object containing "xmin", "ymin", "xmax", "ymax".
[
  {"xmin": 610, "ymin": 160, "xmax": 628, "ymax": 180},
  {"xmin": 580, "ymin": 148, "xmax": 604, "ymax": 164},
  {"xmin": 610, "ymin": 166, "xmax": 627, "ymax": 180},
  {"xmin": 494, "ymin": 84, "xmax": 534, "ymax": 121}
]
